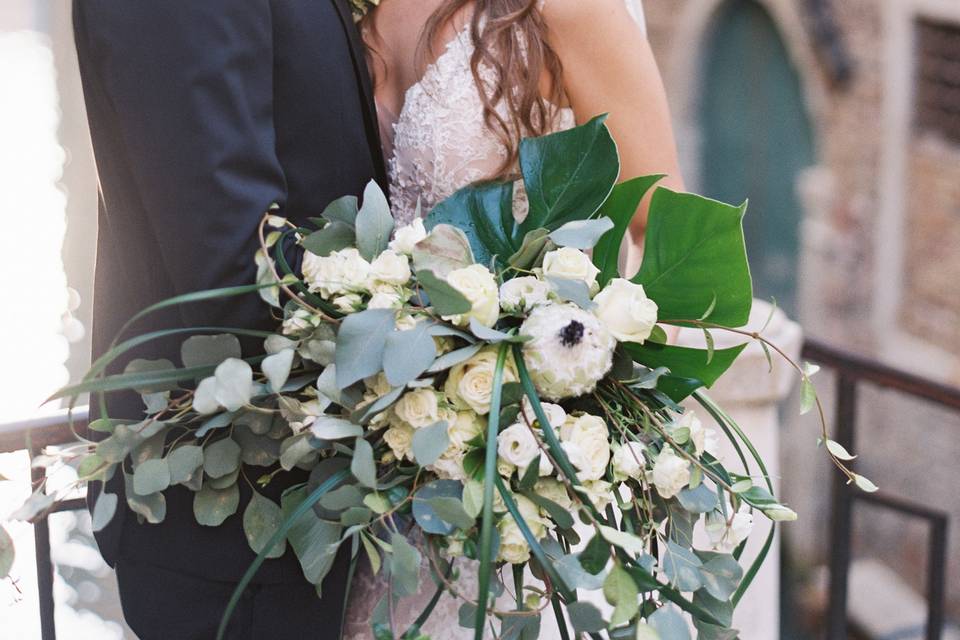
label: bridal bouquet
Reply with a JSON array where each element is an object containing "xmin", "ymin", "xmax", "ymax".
[{"xmin": 7, "ymin": 117, "xmax": 870, "ymax": 640}]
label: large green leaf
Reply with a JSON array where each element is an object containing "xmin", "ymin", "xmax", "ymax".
[
  {"xmin": 634, "ymin": 188, "xmax": 753, "ymax": 326},
  {"xmin": 334, "ymin": 308, "xmax": 396, "ymax": 389},
  {"xmin": 624, "ymin": 341, "xmax": 747, "ymax": 402},
  {"xmin": 592, "ymin": 175, "xmax": 665, "ymax": 286},
  {"xmin": 355, "ymin": 181, "xmax": 394, "ymax": 260},
  {"xmin": 428, "ymin": 181, "xmax": 517, "ymax": 268},
  {"xmin": 518, "ymin": 114, "xmax": 619, "ymax": 234},
  {"xmin": 281, "ymin": 486, "xmax": 343, "ymax": 584}
]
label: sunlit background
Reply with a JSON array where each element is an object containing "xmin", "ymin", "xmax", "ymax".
[{"xmin": 1, "ymin": 0, "xmax": 959, "ymax": 639}]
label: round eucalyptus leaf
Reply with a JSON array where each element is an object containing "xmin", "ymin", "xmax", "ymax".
[
  {"xmin": 180, "ymin": 334, "xmax": 241, "ymax": 369},
  {"xmin": 262, "ymin": 348, "xmax": 295, "ymax": 392},
  {"xmin": 123, "ymin": 358, "xmax": 179, "ymax": 394},
  {"xmin": 213, "ymin": 358, "xmax": 254, "ymax": 411},
  {"xmin": 194, "ymin": 483, "xmax": 240, "ymax": 527},
  {"xmin": 412, "ymin": 479, "xmax": 463, "ymax": 535},
  {"xmin": 243, "ymin": 492, "xmax": 286, "ymax": 558},
  {"xmin": 91, "ymin": 492, "xmax": 118, "ymax": 533},
  {"xmin": 167, "ymin": 445, "xmax": 203, "ymax": 485},
  {"xmin": 203, "ymin": 437, "xmax": 241, "ymax": 479},
  {"xmin": 132, "ymin": 458, "xmax": 170, "ymax": 496}
]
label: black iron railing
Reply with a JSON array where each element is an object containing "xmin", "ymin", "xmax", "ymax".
[
  {"xmin": 0, "ymin": 407, "xmax": 89, "ymax": 640},
  {"xmin": 803, "ymin": 339, "xmax": 956, "ymax": 640},
  {"xmin": 2, "ymin": 341, "xmax": 956, "ymax": 639}
]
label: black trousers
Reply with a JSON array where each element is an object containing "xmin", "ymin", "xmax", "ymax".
[{"xmin": 115, "ymin": 558, "xmax": 340, "ymax": 640}]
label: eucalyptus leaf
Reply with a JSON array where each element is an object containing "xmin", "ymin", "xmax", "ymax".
[
  {"xmin": 696, "ymin": 551, "xmax": 743, "ymax": 601},
  {"xmin": 390, "ymin": 533, "xmax": 421, "ymax": 597},
  {"xmin": 549, "ymin": 217, "xmax": 615, "ymax": 249},
  {"xmin": 677, "ymin": 484, "xmax": 718, "ymax": 514},
  {"xmin": 649, "ymin": 604, "xmax": 691, "ymax": 640},
  {"xmin": 335, "ymin": 309, "xmax": 396, "ymax": 389},
  {"xmin": 203, "ymin": 438, "xmax": 242, "ymax": 479},
  {"xmin": 604, "ymin": 562, "xmax": 640, "ymax": 627},
  {"xmin": 321, "ymin": 195, "xmax": 359, "ymax": 227},
  {"xmin": 566, "ymin": 601, "xmax": 605, "ymax": 635},
  {"xmin": 132, "ymin": 458, "xmax": 170, "ymax": 496},
  {"xmin": 181, "ymin": 334, "xmax": 242, "ymax": 369},
  {"xmin": 11, "ymin": 491, "xmax": 55, "ymax": 522},
  {"xmin": 428, "ymin": 343, "xmax": 484, "ymax": 374},
  {"xmin": 351, "ymin": 438, "xmax": 378, "ymax": 489},
  {"xmin": 412, "ymin": 479, "xmax": 463, "ymax": 535},
  {"xmin": 244, "ymin": 492, "xmax": 286, "ymax": 558},
  {"xmin": 599, "ymin": 524, "xmax": 645, "ymax": 558},
  {"xmin": 507, "ymin": 228, "xmax": 552, "ymax": 271},
  {"xmin": 194, "ymin": 483, "xmax": 240, "ymax": 526},
  {"xmin": 124, "ymin": 473, "xmax": 166, "ymax": 524},
  {"xmin": 310, "ymin": 417, "xmax": 364, "ymax": 441},
  {"xmin": 282, "ymin": 486, "xmax": 344, "ymax": 585},
  {"xmin": 91, "ymin": 492, "xmax": 118, "ymax": 532},
  {"xmin": 213, "ymin": 359, "xmax": 254, "ymax": 411},
  {"xmin": 416, "ymin": 270, "xmax": 473, "ymax": 316},
  {"xmin": 546, "ymin": 277, "xmax": 596, "ymax": 310},
  {"xmin": 412, "ymin": 421, "xmax": 450, "ymax": 467},
  {"xmin": 383, "ymin": 321, "xmax": 437, "ymax": 387},
  {"xmin": 412, "ymin": 224, "xmax": 474, "ymax": 277},
  {"xmin": 124, "ymin": 358, "xmax": 179, "ymax": 394},
  {"xmin": 662, "ymin": 541, "xmax": 703, "ymax": 592},
  {"xmin": 355, "ymin": 180, "xmax": 394, "ymax": 260},
  {"xmin": 554, "ymin": 553, "xmax": 606, "ymax": 591},
  {"xmin": 262, "ymin": 348, "xmax": 295, "ymax": 392},
  {"xmin": 167, "ymin": 445, "xmax": 204, "ymax": 485},
  {"xmin": 302, "ymin": 221, "xmax": 355, "ymax": 257}
]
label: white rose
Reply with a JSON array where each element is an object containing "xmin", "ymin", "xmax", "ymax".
[
  {"xmin": 395, "ymin": 312, "xmax": 419, "ymax": 331},
  {"xmin": 612, "ymin": 441, "xmax": 647, "ymax": 481},
  {"xmin": 302, "ymin": 248, "xmax": 371, "ymax": 298},
  {"xmin": 676, "ymin": 411, "xmax": 720, "ymax": 458},
  {"xmin": 282, "ymin": 308, "xmax": 321, "ymax": 336},
  {"xmin": 430, "ymin": 448, "xmax": 468, "ymax": 481},
  {"xmin": 705, "ymin": 503, "xmax": 754, "ymax": 553},
  {"xmin": 448, "ymin": 411, "xmax": 483, "ymax": 449},
  {"xmin": 389, "ymin": 218, "xmax": 427, "ymax": 255},
  {"xmin": 367, "ymin": 291, "xmax": 404, "ymax": 310},
  {"xmin": 444, "ymin": 348, "xmax": 517, "ymax": 415},
  {"xmin": 542, "ymin": 247, "xmax": 600, "ymax": 294},
  {"xmin": 592, "ymin": 279, "xmax": 659, "ymax": 344},
  {"xmin": 652, "ymin": 446, "xmax": 691, "ymax": 498},
  {"xmin": 513, "ymin": 495, "xmax": 548, "ymax": 539},
  {"xmin": 497, "ymin": 519, "xmax": 530, "ymax": 564},
  {"xmin": 498, "ymin": 423, "xmax": 553, "ymax": 477},
  {"xmin": 559, "ymin": 414, "xmax": 610, "ymax": 481},
  {"xmin": 560, "ymin": 413, "xmax": 608, "ymax": 443},
  {"xmin": 520, "ymin": 397, "xmax": 567, "ymax": 431},
  {"xmin": 393, "ymin": 389, "xmax": 441, "ymax": 428},
  {"xmin": 383, "ymin": 424, "xmax": 414, "ymax": 461},
  {"xmin": 369, "ymin": 250, "xmax": 412, "ymax": 286},
  {"xmin": 498, "ymin": 458, "xmax": 516, "ymax": 478},
  {"xmin": 332, "ymin": 293, "xmax": 363, "ymax": 314},
  {"xmin": 578, "ymin": 479, "xmax": 614, "ymax": 512},
  {"xmin": 364, "ymin": 372, "xmax": 393, "ymax": 397},
  {"xmin": 534, "ymin": 478, "xmax": 573, "ymax": 510},
  {"xmin": 444, "ymin": 264, "xmax": 500, "ymax": 327},
  {"xmin": 499, "ymin": 276, "xmax": 551, "ymax": 313}
]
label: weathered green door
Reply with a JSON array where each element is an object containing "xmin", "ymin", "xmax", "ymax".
[{"xmin": 699, "ymin": 0, "xmax": 814, "ymax": 318}]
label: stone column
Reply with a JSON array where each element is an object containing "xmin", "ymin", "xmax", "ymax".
[{"xmin": 675, "ymin": 299, "xmax": 803, "ymax": 639}]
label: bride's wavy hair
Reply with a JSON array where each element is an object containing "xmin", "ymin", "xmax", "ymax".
[{"xmin": 366, "ymin": 0, "xmax": 565, "ymax": 180}]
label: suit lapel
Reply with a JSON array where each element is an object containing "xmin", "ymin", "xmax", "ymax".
[{"xmin": 329, "ymin": 0, "xmax": 388, "ymax": 190}]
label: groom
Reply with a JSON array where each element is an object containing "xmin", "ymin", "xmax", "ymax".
[{"xmin": 73, "ymin": 1, "xmax": 384, "ymax": 637}]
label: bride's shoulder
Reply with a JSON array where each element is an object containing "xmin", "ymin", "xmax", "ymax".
[{"xmin": 539, "ymin": 0, "xmax": 636, "ymax": 25}]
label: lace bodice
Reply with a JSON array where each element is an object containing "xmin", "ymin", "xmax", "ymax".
[{"xmin": 379, "ymin": 20, "xmax": 576, "ymax": 226}]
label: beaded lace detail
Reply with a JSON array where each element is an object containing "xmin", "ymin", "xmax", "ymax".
[{"xmin": 379, "ymin": 21, "xmax": 576, "ymax": 226}]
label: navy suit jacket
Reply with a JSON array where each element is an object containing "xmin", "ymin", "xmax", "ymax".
[{"xmin": 74, "ymin": 0, "xmax": 385, "ymax": 588}]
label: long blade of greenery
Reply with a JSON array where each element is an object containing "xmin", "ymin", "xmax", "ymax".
[
  {"xmin": 693, "ymin": 391, "xmax": 776, "ymax": 605},
  {"xmin": 550, "ymin": 595, "xmax": 572, "ymax": 640},
  {"xmin": 50, "ymin": 356, "xmax": 265, "ymax": 401},
  {"xmin": 216, "ymin": 470, "xmax": 348, "ymax": 640},
  {"xmin": 474, "ymin": 343, "xmax": 510, "ymax": 640},
  {"xmin": 85, "ymin": 326, "xmax": 273, "ymax": 381},
  {"xmin": 494, "ymin": 476, "xmax": 575, "ymax": 601},
  {"xmin": 512, "ymin": 346, "xmax": 604, "ymax": 522}
]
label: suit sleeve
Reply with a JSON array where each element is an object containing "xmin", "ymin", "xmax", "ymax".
[{"xmin": 74, "ymin": 0, "xmax": 288, "ymax": 329}]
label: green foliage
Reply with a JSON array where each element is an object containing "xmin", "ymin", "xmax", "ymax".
[
  {"xmin": 623, "ymin": 341, "xmax": 747, "ymax": 402},
  {"xmin": 384, "ymin": 321, "xmax": 437, "ymax": 387},
  {"xmin": 390, "ymin": 532, "xmax": 422, "ymax": 597},
  {"xmin": 334, "ymin": 308, "xmax": 396, "ymax": 388},
  {"xmin": 194, "ymin": 483, "xmax": 240, "ymax": 527},
  {"xmin": 243, "ymin": 493, "xmax": 286, "ymax": 559},
  {"xmin": 411, "ymin": 422, "xmax": 450, "ymax": 467},
  {"xmin": 592, "ymin": 175, "xmax": 665, "ymax": 286},
  {"xmin": 412, "ymin": 224, "xmax": 475, "ymax": 277},
  {"xmin": 428, "ymin": 181, "xmax": 517, "ymax": 268},
  {"xmin": 0, "ymin": 525, "xmax": 13, "ymax": 578},
  {"xmin": 180, "ymin": 334, "xmax": 241, "ymax": 369},
  {"xmin": 355, "ymin": 181, "xmax": 394, "ymax": 260},
  {"xmin": 351, "ymin": 438, "xmax": 378, "ymax": 489},
  {"xmin": 634, "ymin": 188, "xmax": 752, "ymax": 327}
]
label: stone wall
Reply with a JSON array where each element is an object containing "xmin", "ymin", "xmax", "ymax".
[{"xmin": 639, "ymin": 0, "xmax": 960, "ymax": 622}]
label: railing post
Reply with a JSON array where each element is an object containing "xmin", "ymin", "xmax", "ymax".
[
  {"xmin": 30, "ymin": 452, "xmax": 57, "ymax": 640},
  {"xmin": 826, "ymin": 373, "xmax": 857, "ymax": 640},
  {"xmin": 927, "ymin": 515, "xmax": 948, "ymax": 640}
]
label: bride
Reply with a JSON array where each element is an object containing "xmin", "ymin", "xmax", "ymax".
[{"xmin": 343, "ymin": 0, "xmax": 683, "ymax": 636}]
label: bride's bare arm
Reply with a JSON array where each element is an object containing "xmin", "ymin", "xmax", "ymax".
[{"xmin": 543, "ymin": 0, "xmax": 684, "ymax": 242}]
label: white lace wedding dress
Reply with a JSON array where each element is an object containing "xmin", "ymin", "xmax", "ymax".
[{"xmin": 342, "ymin": 2, "xmax": 645, "ymax": 637}]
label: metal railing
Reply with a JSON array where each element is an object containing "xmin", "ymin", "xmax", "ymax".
[
  {"xmin": 2, "ymin": 341, "xmax": 957, "ymax": 639},
  {"xmin": 1, "ymin": 407, "xmax": 89, "ymax": 640},
  {"xmin": 803, "ymin": 339, "xmax": 956, "ymax": 640}
]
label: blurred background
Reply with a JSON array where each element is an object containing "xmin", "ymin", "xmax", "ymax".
[{"xmin": 0, "ymin": 0, "xmax": 958, "ymax": 638}]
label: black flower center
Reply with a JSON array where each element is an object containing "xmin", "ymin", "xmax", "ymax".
[{"xmin": 558, "ymin": 320, "xmax": 585, "ymax": 347}]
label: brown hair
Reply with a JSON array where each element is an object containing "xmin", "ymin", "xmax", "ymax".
[{"xmin": 365, "ymin": 0, "xmax": 565, "ymax": 180}]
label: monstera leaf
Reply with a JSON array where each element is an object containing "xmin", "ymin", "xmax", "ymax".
[
  {"xmin": 634, "ymin": 188, "xmax": 753, "ymax": 327},
  {"xmin": 591, "ymin": 174, "xmax": 665, "ymax": 287},
  {"xmin": 427, "ymin": 181, "xmax": 517, "ymax": 268}
]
